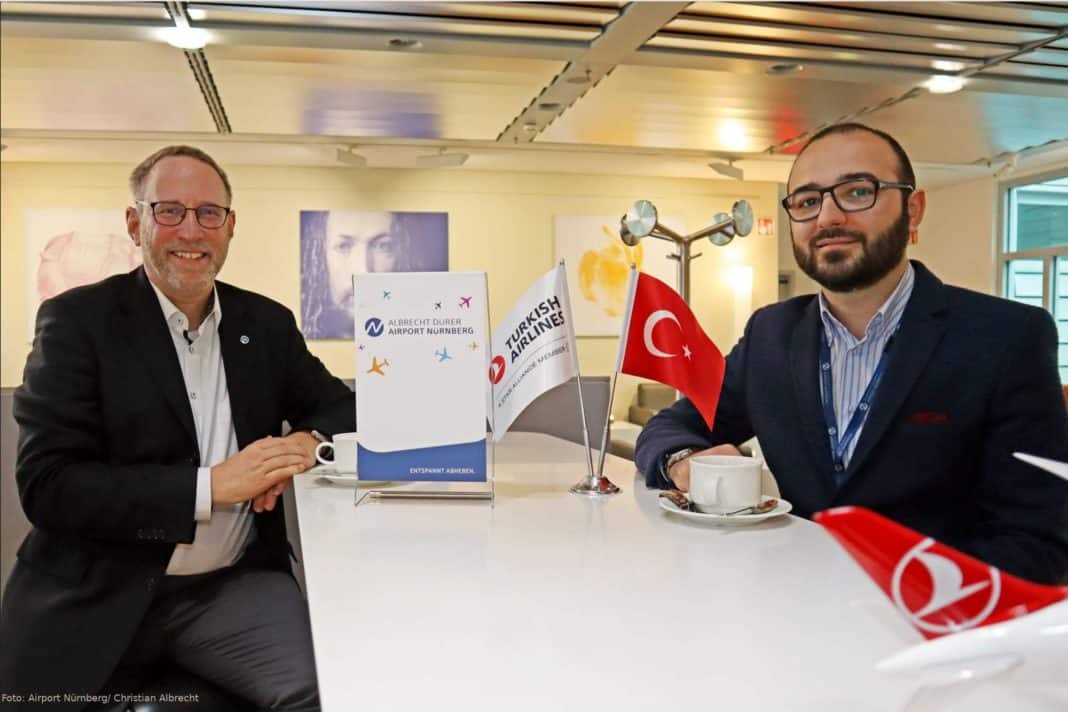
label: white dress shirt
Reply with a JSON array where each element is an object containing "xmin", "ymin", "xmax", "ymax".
[
  {"xmin": 817, "ymin": 262, "xmax": 915, "ymax": 469},
  {"xmin": 150, "ymin": 282, "xmax": 253, "ymax": 575}
]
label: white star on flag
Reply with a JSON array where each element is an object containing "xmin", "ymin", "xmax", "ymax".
[{"xmin": 683, "ymin": 344, "xmax": 692, "ymax": 360}]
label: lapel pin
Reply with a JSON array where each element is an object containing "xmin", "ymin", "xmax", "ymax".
[{"xmin": 240, "ymin": 335, "xmax": 250, "ymax": 344}]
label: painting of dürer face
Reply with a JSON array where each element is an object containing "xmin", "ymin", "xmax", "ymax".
[{"xmin": 300, "ymin": 210, "xmax": 448, "ymax": 339}]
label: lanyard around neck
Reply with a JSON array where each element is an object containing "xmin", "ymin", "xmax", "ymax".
[{"xmin": 819, "ymin": 324, "xmax": 899, "ymax": 484}]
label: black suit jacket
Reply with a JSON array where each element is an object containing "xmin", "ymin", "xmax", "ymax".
[
  {"xmin": 0, "ymin": 268, "xmax": 355, "ymax": 704},
  {"xmin": 636, "ymin": 262, "xmax": 1068, "ymax": 584}
]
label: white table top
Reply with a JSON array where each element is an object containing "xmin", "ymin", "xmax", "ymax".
[{"xmin": 291, "ymin": 432, "xmax": 1042, "ymax": 712}]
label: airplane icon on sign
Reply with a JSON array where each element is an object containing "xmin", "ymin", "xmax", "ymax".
[
  {"xmin": 459, "ymin": 296, "xmax": 472, "ymax": 308},
  {"xmin": 435, "ymin": 348, "xmax": 452, "ymax": 362},
  {"xmin": 367, "ymin": 356, "xmax": 390, "ymax": 375}
]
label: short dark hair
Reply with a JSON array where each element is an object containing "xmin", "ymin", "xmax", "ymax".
[
  {"xmin": 129, "ymin": 145, "xmax": 233, "ymax": 203},
  {"xmin": 794, "ymin": 123, "xmax": 916, "ymax": 187}
]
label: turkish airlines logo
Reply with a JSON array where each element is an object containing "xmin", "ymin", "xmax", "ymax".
[
  {"xmin": 890, "ymin": 538, "xmax": 1001, "ymax": 635},
  {"xmin": 643, "ymin": 310, "xmax": 692, "ymax": 360},
  {"xmin": 489, "ymin": 355, "xmax": 506, "ymax": 385},
  {"xmin": 364, "ymin": 318, "xmax": 384, "ymax": 337}
]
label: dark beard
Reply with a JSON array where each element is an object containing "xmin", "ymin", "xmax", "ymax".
[{"xmin": 793, "ymin": 208, "xmax": 910, "ymax": 292}]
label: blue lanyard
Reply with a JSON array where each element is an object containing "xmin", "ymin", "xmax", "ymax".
[{"xmin": 819, "ymin": 325, "xmax": 899, "ymax": 484}]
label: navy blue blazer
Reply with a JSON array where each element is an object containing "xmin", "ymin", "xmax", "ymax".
[{"xmin": 636, "ymin": 261, "xmax": 1068, "ymax": 585}]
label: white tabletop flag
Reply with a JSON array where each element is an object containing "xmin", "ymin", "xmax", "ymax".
[{"xmin": 489, "ymin": 263, "xmax": 579, "ymax": 441}]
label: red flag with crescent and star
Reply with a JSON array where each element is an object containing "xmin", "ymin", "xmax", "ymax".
[{"xmin": 620, "ymin": 272, "xmax": 726, "ymax": 428}]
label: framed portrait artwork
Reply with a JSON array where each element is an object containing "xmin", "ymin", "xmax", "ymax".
[
  {"xmin": 24, "ymin": 208, "xmax": 141, "ymax": 336},
  {"xmin": 300, "ymin": 210, "xmax": 449, "ymax": 339}
]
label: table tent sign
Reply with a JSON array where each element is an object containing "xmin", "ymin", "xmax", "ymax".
[{"xmin": 354, "ymin": 271, "xmax": 490, "ymax": 499}]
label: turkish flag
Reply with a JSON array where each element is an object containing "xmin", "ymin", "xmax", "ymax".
[{"xmin": 621, "ymin": 272, "xmax": 726, "ymax": 428}]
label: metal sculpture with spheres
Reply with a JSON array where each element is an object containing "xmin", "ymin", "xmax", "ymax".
[{"xmin": 619, "ymin": 199, "xmax": 754, "ymax": 304}]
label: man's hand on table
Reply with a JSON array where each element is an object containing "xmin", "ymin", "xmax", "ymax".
[
  {"xmin": 667, "ymin": 444, "xmax": 743, "ymax": 491},
  {"xmin": 211, "ymin": 435, "xmax": 316, "ymax": 512},
  {"xmin": 250, "ymin": 431, "xmax": 322, "ymax": 512}
]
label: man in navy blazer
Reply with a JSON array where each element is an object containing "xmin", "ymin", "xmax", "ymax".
[
  {"xmin": 1, "ymin": 146, "xmax": 354, "ymax": 709},
  {"xmin": 635, "ymin": 124, "xmax": 1068, "ymax": 585}
]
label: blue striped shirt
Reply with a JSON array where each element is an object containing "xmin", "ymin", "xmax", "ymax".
[{"xmin": 817, "ymin": 263, "xmax": 915, "ymax": 468}]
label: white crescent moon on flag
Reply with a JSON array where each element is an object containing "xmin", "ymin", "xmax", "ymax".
[{"xmin": 643, "ymin": 310, "xmax": 680, "ymax": 358}]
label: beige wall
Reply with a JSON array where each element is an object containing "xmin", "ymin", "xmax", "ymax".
[
  {"xmin": 0, "ymin": 161, "xmax": 782, "ymax": 420},
  {"xmin": 912, "ymin": 176, "xmax": 998, "ymax": 294}
]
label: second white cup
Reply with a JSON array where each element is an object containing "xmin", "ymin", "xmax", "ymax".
[
  {"xmin": 688, "ymin": 455, "xmax": 762, "ymax": 514},
  {"xmin": 315, "ymin": 432, "xmax": 359, "ymax": 473}
]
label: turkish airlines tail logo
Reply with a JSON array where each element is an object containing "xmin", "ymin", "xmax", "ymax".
[{"xmin": 814, "ymin": 506, "xmax": 1068, "ymax": 640}]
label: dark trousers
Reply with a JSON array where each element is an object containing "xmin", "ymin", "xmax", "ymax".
[{"xmin": 90, "ymin": 559, "xmax": 320, "ymax": 712}]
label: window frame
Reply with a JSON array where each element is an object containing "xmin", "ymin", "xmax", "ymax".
[{"xmin": 996, "ymin": 167, "xmax": 1068, "ymax": 312}]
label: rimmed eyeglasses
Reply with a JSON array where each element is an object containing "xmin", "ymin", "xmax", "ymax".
[
  {"xmin": 782, "ymin": 177, "xmax": 913, "ymax": 222},
  {"xmin": 135, "ymin": 200, "xmax": 232, "ymax": 229}
]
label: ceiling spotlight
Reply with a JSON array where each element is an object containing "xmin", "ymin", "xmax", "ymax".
[
  {"xmin": 925, "ymin": 74, "xmax": 965, "ymax": 94},
  {"xmin": 766, "ymin": 63, "xmax": 803, "ymax": 76},
  {"xmin": 537, "ymin": 102, "xmax": 562, "ymax": 112},
  {"xmin": 160, "ymin": 26, "xmax": 208, "ymax": 49},
  {"xmin": 335, "ymin": 147, "xmax": 368, "ymax": 168},
  {"xmin": 708, "ymin": 158, "xmax": 744, "ymax": 181},
  {"xmin": 389, "ymin": 37, "xmax": 423, "ymax": 50},
  {"xmin": 566, "ymin": 69, "xmax": 592, "ymax": 85},
  {"xmin": 416, "ymin": 149, "xmax": 469, "ymax": 168},
  {"xmin": 187, "ymin": 8, "xmax": 207, "ymax": 21},
  {"xmin": 522, "ymin": 121, "xmax": 539, "ymax": 133}
]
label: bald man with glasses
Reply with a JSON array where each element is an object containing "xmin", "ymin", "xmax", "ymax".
[
  {"xmin": 636, "ymin": 123, "xmax": 1068, "ymax": 585},
  {"xmin": 2, "ymin": 145, "xmax": 354, "ymax": 710}
]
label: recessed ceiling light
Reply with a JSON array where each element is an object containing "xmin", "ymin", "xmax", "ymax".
[
  {"xmin": 925, "ymin": 74, "xmax": 965, "ymax": 94},
  {"xmin": 187, "ymin": 8, "xmax": 207, "ymax": 21},
  {"xmin": 718, "ymin": 120, "xmax": 749, "ymax": 152},
  {"xmin": 389, "ymin": 38, "xmax": 422, "ymax": 50},
  {"xmin": 932, "ymin": 60, "xmax": 966, "ymax": 72},
  {"xmin": 160, "ymin": 27, "xmax": 208, "ymax": 50},
  {"xmin": 933, "ymin": 42, "xmax": 965, "ymax": 52},
  {"xmin": 537, "ymin": 102, "xmax": 562, "ymax": 112},
  {"xmin": 522, "ymin": 122, "xmax": 539, "ymax": 133},
  {"xmin": 766, "ymin": 63, "xmax": 803, "ymax": 76}
]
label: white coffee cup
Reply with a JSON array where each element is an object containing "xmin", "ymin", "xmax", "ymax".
[
  {"xmin": 315, "ymin": 432, "xmax": 359, "ymax": 473},
  {"xmin": 688, "ymin": 455, "xmax": 762, "ymax": 514}
]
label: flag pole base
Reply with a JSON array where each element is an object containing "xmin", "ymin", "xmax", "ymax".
[{"xmin": 569, "ymin": 475, "xmax": 620, "ymax": 496}]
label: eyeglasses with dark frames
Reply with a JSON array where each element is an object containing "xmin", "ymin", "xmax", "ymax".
[
  {"xmin": 781, "ymin": 177, "xmax": 913, "ymax": 222},
  {"xmin": 135, "ymin": 200, "xmax": 232, "ymax": 229}
]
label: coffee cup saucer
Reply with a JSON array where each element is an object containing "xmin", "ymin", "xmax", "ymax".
[{"xmin": 658, "ymin": 494, "xmax": 792, "ymax": 526}]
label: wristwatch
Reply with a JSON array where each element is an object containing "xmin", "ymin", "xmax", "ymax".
[{"xmin": 662, "ymin": 447, "xmax": 697, "ymax": 485}]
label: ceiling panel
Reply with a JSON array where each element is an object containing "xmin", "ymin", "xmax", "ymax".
[
  {"xmin": 684, "ymin": 2, "xmax": 1058, "ymax": 45},
  {"xmin": 663, "ymin": 15, "xmax": 1018, "ymax": 62},
  {"xmin": 839, "ymin": 1, "xmax": 1068, "ymax": 28},
  {"xmin": 188, "ymin": 2, "xmax": 609, "ymax": 42},
  {"xmin": 0, "ymin": 2, "xmax": 167, "ymax": 21},
  {"xmin": 0, "ymin": 36, "xmax": 216, "ymax": 133},
  {"xmin": 207, "ymin": 44, "xmax": 564, "ymax": 140},
  {"xmin": 539, "ymin": 64, "xmax": 920, "ymax": 154},
  {"xmin": 855, "ymin": 90, "xmax": 1068, "ymax": 163}
]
